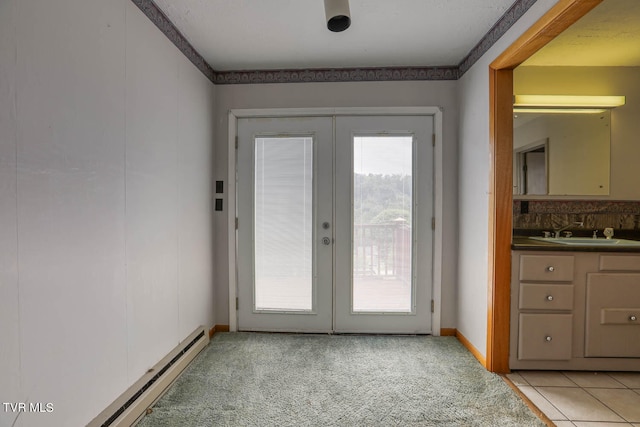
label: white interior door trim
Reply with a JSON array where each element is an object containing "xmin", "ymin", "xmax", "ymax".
[{"xmin": 228, "ymin": 107, "xmax": 443, "ymax": 335}]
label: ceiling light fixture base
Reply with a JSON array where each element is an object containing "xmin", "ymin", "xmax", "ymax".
[{"xmin": 324, "ymin": 0, "xmax": 351, "ymax": 32}]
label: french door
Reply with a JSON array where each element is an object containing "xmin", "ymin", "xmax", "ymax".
[{"xmin": 236, "ymin": 114, "xmax": 433, "ymax": 333}]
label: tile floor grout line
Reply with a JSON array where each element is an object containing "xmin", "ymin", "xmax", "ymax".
[
  {"xmin": 531, "ymin": 385, "xmax": 572, "ymax": 422},
  {"xmin": 563, "ymin": 371, "xmax": 629, "ymax": 390},
  {"xmin": 609, "ymin": 373, "xmax": 640, "ymax": 390},
  {"xmin": 514, "ymin": 372, "xmax": 577, "ymax": 422},
  {"xmin": 534, "ymin": 384, "xmax": 615, "ymax": 423},
  {"xmin": 602, "ymin": 372, "xmax": 630, "ymax": 389},
  {"xmin": 512, "ymin": 371, "xmax": 640, "ymax": 425},
  {"xmin": 509, "ymin": 383, "xmax": 568, "ymax": 422},
  {"xmin": 581, "ymin": 387, "xmax": 635, "ymax": 424},
  {"xmin": 560, "ymin": 371, "xmax": 581, "ymax": 388},
  {"xmin": 500, "ymin": 375, "xmax": 556, "ymax": 427}
]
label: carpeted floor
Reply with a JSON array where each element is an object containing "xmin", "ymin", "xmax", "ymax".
[{"xmin": 138, "ymin": 333, "xmax": 544, "ymax": 426}]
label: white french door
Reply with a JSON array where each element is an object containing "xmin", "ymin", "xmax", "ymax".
[
  {"xmin": 237, "ymin": 116, "xmax": 333, "ymax": 332},
  {"xmin": 334, "ymin": 116, "xmax": 433, "ymax": 333},
  {"xmin": 236, "ymin": 114, "xmax": 433, "ymax": 334}
]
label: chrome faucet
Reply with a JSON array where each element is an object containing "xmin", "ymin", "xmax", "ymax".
[{"xmin": 554, "ymin": 221, "xmax": 584, "ymax": 238}]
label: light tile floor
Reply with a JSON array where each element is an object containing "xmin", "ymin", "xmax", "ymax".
[{"xmin": 507, "ymin": 371, "xmax": 640, "ymax": 427}]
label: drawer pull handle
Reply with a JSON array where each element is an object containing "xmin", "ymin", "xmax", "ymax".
[
  {"xmin": 545, "ymin": 336, "xmax": 552, "ymax": 342},
  {"xmin": 630, "ymin": 315, "xmax": 638, "ymax": 322},
  {"xmin": 546, "ymin": 266, "xmax": 555, "ymax": 272},
  {"xmin": 546, "ymin": 295, "xmax": 554, "ymax": 301}
]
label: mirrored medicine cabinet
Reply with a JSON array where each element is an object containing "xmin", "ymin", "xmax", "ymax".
[{"xmin": 513, "ymin": 110, "xmax": 611, "ymax": 197}]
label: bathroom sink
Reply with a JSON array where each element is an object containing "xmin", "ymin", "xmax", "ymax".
[{"xmin": 529, "ymin": 237, "xmax": 640, "ymax": 246}]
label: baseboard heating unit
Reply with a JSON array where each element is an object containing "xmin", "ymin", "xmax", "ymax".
[{"xmin": 88, "ymin": 326, "xmax": 210, "ymax": 427}]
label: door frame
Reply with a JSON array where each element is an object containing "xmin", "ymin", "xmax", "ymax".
[
  {"xmin": 228, "ymin": 107, "xmax": 443, "ymax": 333},
  {"xmin": 487, "ymin": 0, "xmax": 603, "ymax": 372}
]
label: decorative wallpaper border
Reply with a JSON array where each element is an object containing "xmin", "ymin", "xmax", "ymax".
[
  {"xmin": 130, "ymin": 0, "xmax": 215, "ymax": 82},
  {"xmin": 213, "ymin": 67, "xmax": 459, "ymax": 85},
  {"xmin": 458, "ymin": 0, "xmax": 537, "ymax": 76},
  {"xmin": 132, "ymin": 0, "xmax": 537, "ymax": 84}
]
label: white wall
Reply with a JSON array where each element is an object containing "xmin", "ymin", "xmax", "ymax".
[
  {"xmin": 515, "ymin": 66, "xmax": 640, "ymax": 200},
  {"xmin": 0, "ymin": 1, "xmax": 216, "ymax": 426},
  {"xmin": 213, "ymin": 81, "xmax": 459, "ymax": 329},
  {"xmin": 456, "ymin": 0, "xmax": 559, "ymax": 357},
  {"xmin": 0, "ymin": 0, "xmax": 20, "ymax": 418}
]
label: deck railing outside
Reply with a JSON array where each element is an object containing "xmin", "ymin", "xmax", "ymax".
[{"xmin": 353, "ymin": 222, "xmax": 411, "ymax": 283}]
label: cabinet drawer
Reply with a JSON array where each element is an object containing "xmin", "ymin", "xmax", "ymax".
[
  {"xmin": 518, "ymin": 313, "xmax": 573, "ymax": 360},
  {"xmin": 520, "ymin": 255, "xmax": 574, "ymax": 282},
  {"xmin": 519, "ymin": 284, "xmax": 574, "ymax": 310},
  {"xmin": 600, "ymin": 308, "xmax": 640, "ymax": 324},
  {"xmin": 599, "ymin": 255, "xmax": 640, "ymax": 272}
]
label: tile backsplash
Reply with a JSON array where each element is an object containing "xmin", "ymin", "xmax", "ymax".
[{"xmin": 513, "ymin": 200, "xmax": 640, "ymax": 235}]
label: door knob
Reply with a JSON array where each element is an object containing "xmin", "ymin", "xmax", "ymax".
[{"xmin": 322, "ymin": 237, "xmax": 331, "ymax": 245}]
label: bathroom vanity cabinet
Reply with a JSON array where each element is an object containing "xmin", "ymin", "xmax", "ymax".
[{"xmin": 510, "ymin": 249, "xmax": 640, "ymax": 371}]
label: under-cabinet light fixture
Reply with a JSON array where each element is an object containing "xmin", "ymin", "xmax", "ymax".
[{"xmin": 514, "ymin": 95, "xmax": 626, "ymax": 109}]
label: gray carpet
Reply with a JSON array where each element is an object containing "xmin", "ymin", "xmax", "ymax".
[{"xmin": 138, "ymin": 333, "xmax": 544, "ymax": 426}]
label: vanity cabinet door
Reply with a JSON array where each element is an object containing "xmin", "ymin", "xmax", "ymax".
[
  {"xmin": 520, "ymin": 255, "xmax": 575, "ymax": 282},
  {"xmin": 585, "ymin": 273, "xmax": 640, "ymax": 357},
  {"xmin": 518, "ymin": 313, "xmax": 573, "ymax": 360}
]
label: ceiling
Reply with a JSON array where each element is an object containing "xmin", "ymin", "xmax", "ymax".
[
  {"xmin": 152, "ymin": 0, "xmax": 517, "ymax": 71},
  {"xmin": 522, "ymin": 0, "xmax": 640, "ymax": 67},
  {"xmin": 151, "ymin": 0, "xmax": 640, "ymax": 73}
]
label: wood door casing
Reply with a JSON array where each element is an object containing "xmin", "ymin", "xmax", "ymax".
[{"xmin": 487, "ymin": 0, "xmax": 603, "ymax": 373}]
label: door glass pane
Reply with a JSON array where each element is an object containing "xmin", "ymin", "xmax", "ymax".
[
  {"xmin": 353, "ymin": 136, "xmax": 413, "ymax": 312},
  {"xmin": 254, "ymin": 137, "xmax": 313, "ymax": 311}
]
